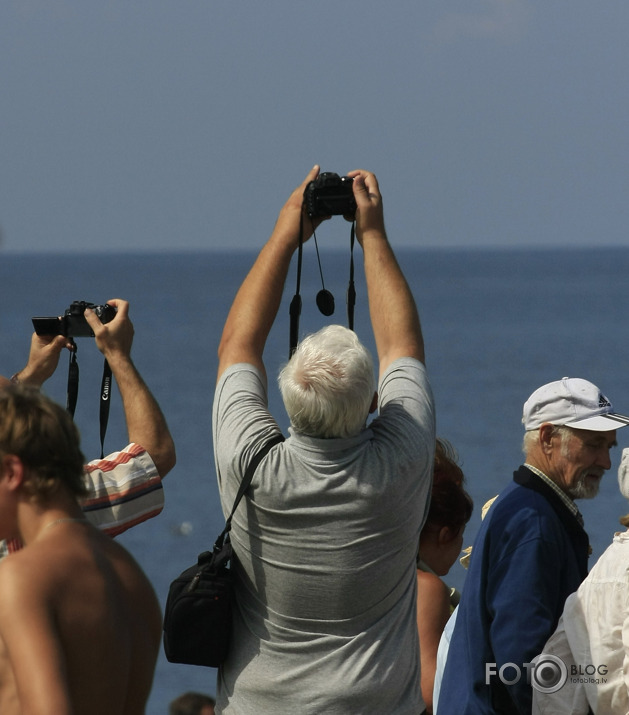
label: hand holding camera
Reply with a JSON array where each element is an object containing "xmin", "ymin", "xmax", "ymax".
[
  {"xmin": 303, "ymin": 172, "xmax": 356, "ymax": 220},
  {"xmin": 32, "ymin": 300, "xmax": 117, "ymax": 338},
  {"xmin": 84, "ymin": 298, "xmax": 134, "ymax": 363},
  {"xmin": 345, "ymin": 170, "xmax": 385, "ymax": 244},
  {"xmin": 30, "ymin": 299, "xmax": 132, "ymax": 456},
  {"xmin": 13, "ymin": 333, "xmax": 71, "ymax": 388},
  {"xmin": 23, "ymin": 301, "xmax": 117, "ymax": 387}
]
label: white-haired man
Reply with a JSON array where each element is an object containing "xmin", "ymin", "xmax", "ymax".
[
  {"xmin": 438, "ymin": 377, "xmax": 629, "ymax": 715},
  {"xmin": 212, "ymin": 167, "xmax": 436, "ymax": 714},
  {"xmin": 532, "ymin": 448, "xmax": 629, "ymax": 714}
]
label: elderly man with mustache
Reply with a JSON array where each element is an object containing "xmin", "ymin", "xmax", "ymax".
[{"xmin": 437, "ymin": 377, "xmax": 629, "ymax": 715}]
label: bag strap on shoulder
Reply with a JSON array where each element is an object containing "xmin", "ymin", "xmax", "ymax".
[{"xmin": 214, "ymin": 433, "xmax": 285, "ymax": 550}]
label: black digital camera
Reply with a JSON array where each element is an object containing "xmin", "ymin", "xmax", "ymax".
[
  {"xmin": 32, "ymin": 301, "xmax": 117, "ymax": 338},
  {"xmin": 303, "ymin": 172, "xmax": 356, "ymax": 219}
]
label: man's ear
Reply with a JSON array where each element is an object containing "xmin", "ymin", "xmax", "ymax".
[
  {"xmin": 369, "ymin": 392, "xmax": 378, "ymax": 414},
  {"xmin": 0, "ymin": 454, "xmax": 26, "ymax": 490},
  {"xmin": 539, "ymin": 423, "xmax": 558, "ymax": 454}
]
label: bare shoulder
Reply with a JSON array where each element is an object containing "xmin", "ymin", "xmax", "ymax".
[
  {"xmin": 0, "ymin": 524, "xmax": 161, "ymax": 714},
  {"xmin": 63, "ymin": 525, "xmax": 160, "ymax": 610},
  {"xmin": 416, "ymin": 570, "xmax": 451, "ymax": 620},
  {"xmin": 0, "ymin": 547, "xmax": 47, "ymax": 612},
  {"xmin": 417, "ymin": 568, "xmax": 449, "ymax": 596},
  {"xmin": 0, "ymin": 525, "xmax": 157, "ymax": 622}
]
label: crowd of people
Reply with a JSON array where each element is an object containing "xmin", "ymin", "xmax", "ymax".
[{"xmin": 1, "ymin": 166, "xmax": 628, "ymax": 713}]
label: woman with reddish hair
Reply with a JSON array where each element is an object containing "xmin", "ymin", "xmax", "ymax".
[{"xmin": 416, "ymin": 439, "xmax": 473, "ymax": 713}]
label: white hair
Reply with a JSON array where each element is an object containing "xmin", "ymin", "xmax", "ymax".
[
  {"xmin": 522, "ymin": 425, "xmax": 572, "ymax": 457},
  {"xmin": 523, "ymin": 425, "xmax": 601, "ymax": 499},
  {"xmin": 278, "ymin": 325, "xmax": 376, "ymax": 439}
]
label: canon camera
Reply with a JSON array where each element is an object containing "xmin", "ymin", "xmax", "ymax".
[
  {"xmin": 32, "ymin": 300, "xmax": 116, "ymax": 338},
  {"xmin": 303, "ymin": 172, "xmax": 356, "ymax": 219}
]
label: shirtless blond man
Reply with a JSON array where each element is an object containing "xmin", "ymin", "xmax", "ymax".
[{"xmin": 0, "ymin": 386, "xmax": 162, "ymax": 714}]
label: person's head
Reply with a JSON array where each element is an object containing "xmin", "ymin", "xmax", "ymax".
[
  {"xmin": 169, "ymin": 691, "xmax": 216, "ymax": 715},
  {"xmin": 0, "ymin": 385, "xmax": 87, "ymax": 501},
  {"xmin": 278, "ymin": 325, "xmax": 376, "ymax": 439},
  {"xmin": 418, "ymin": 438, "xmax": 474, "ymax": 576},
  {"xmin": 522, "ymin": 377, "xmax": 628, "ymax": 499}
]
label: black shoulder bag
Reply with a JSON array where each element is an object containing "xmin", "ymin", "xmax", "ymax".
[{"xmin": 163, "ymin": 433, "xmax": 284, "ymax": 668}]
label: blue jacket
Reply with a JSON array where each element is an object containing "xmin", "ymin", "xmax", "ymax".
[{"xmin": 437, "ymin": 466, "xmax": 589, "ymax": 715}]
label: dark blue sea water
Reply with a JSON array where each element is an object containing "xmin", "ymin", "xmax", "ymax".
[{"xmin": 2, "ymin": 246, "xmax": 629, "ymax": 713}]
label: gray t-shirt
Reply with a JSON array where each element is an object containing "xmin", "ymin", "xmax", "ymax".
[{"xmin": 212, "ymin": 357, "xmax": 435, "ymax": 714}]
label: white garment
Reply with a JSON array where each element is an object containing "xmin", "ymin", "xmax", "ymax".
[
  {"xmin": 533, "ymin": 530, "xmax": 629, "ymax": 715},
  {"xmin": 433, "ymin": 605, "xmax": 458, "ymax": 714}
]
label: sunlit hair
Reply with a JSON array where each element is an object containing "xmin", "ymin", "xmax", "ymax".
[
  {"xmin": 0, "ymin": 385, "xmax": 87, "ymax": 498},
  {"xmin": 522, "ymin": 425, "xmax": 572, "ymax": 456},
  {"xmin": 278, "ymin": 325, "xmax": 375, "ymax": 438},
  {"xmin": 424, "ymin": 438, "xmax": 473, "ymax": 534}
]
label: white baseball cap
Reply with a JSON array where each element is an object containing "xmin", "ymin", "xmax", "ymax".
[{"xmin": 522, "ymin": 377, "xmax": 629, "ymax": 432}]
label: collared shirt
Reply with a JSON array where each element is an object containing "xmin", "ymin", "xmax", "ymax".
[
  {"xmin": 0, "ymin": 443, "xmax": 164, "ymax": 559},
  {"xmin": 524, "ymin": 462, "xmax": 583, "ymax": 525}
]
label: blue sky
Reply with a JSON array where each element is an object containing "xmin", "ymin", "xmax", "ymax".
[{"xmin": 1, "ymin": 1, "xmax": 628, "ymax": 252}]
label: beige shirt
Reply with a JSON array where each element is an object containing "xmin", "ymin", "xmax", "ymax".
[{"xmin": 533, "ymin": 530, "xmax": 629, "ymax": 714}]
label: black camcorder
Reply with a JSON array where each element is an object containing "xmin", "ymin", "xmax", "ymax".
[
  {"xmin": 303, "ymin": 172, "xmax": 356, "ymax": 219},
  {"xmin": 32, "ymin": 301, "xmax": 117, "ymax": 338}
]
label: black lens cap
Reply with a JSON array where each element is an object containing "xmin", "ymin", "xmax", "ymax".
[{"xmin": 316, "ymin": 289, "xmax": 335, "ymax": 316}]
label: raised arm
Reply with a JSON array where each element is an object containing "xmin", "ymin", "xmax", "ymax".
[
  {"xmin": 9, "ymin": 333, "xmax": 72, "ymax": 388},
  {"xmin": 217, "ymin": 165, "xmax": 322, "ymax": 382},
  {"xmin": 348, "ymin": 170, "xmax": 425, "ymax": 375},
  {"xmin": 84, "ymin": 300, "xmax": 176, "ymax": 478}
]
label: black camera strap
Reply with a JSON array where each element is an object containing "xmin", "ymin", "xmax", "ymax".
[
  {"xmin": 99, "ymin": 359, "xmax": 112, "ymax": 459},
  {"xmin": 66, "ymin": 341, "xmax": 112, "ymax": 459},
  {"xmin": 288, "ymin": 211, "xmax": 304, "ymax": 358},
  {"xmin": 289, "ymin": 211, "xmax": 356, "ymax": 357},
  {"xmin": 66, "ymin": 339, "xmax": 79, "ymax": 417},
  {"xmin": 214, "ymin": 433, "xmax": 285, "ymax": 551},
  {"xmin": 347, "ymin": 222, "xmax": 356, "ymax": 331}
]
